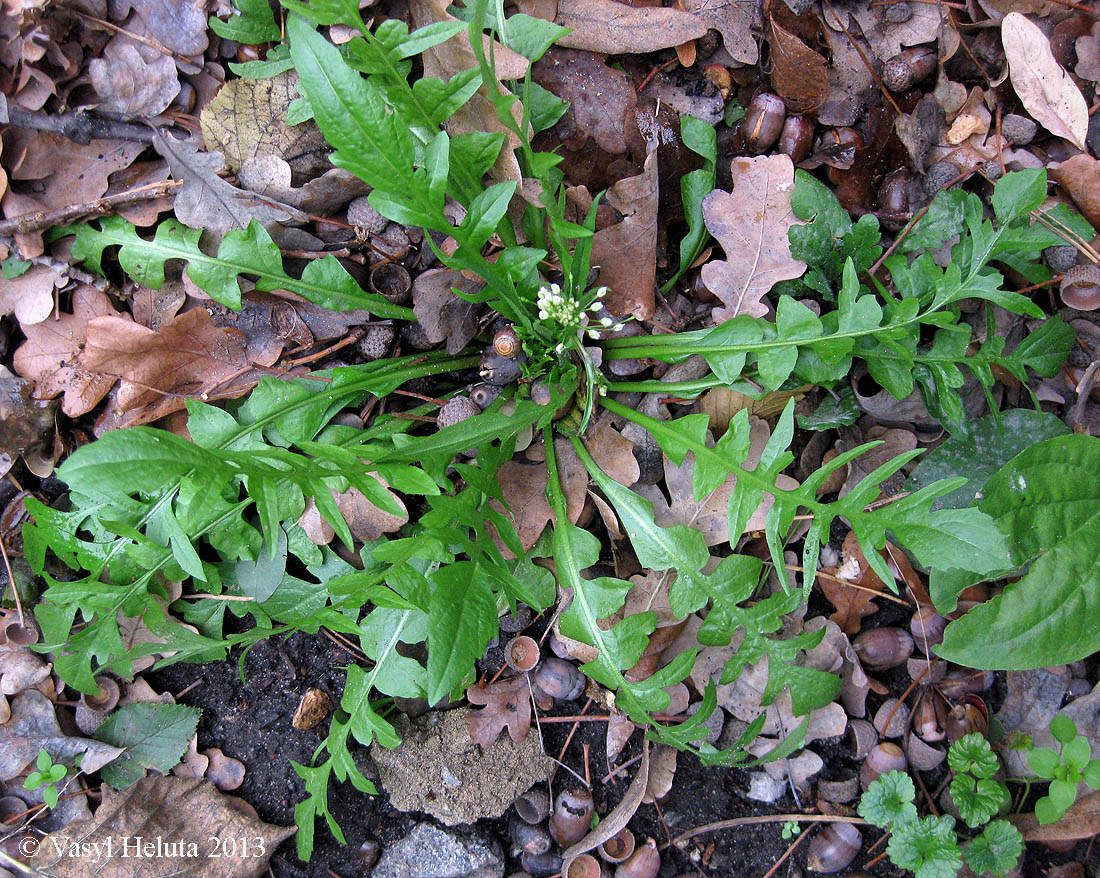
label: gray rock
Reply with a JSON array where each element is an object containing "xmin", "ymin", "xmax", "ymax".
[
  {"xmin": 371, "ymin": 823, "xmax": 504, "ymax": 878},
  {"xmin": 372, "ymin": 709, "xmax": 552, "ymax": 826}
]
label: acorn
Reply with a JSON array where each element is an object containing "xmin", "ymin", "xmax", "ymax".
[
  {"xmin": 356, "ymin": 840, "xmax": 380, "ymax": 869},
  {"xmin": 511, "ymin": 818, "xmax": 552, "ymax": 855},
  {"xmin": 924, "ymin": 160, "xmax": 960, "ymax": 195},
  {"xmin": 741, "ymin": 93, "xmax": 786, "ymax": 155},
  {"xmin": 479, "ymin": 352, "xmax": 524, "ymax": 385},
  {"xmin": 522, "ymin": 851, "xmax": 564, "ymax": 877},
  {"xmin": 882, "ymin": 45, "xmax": 937, "ymax": 92},
  {"xmin": 806, "ymin": 822, "xmax": 861, "ymax": 873},
  {"xmin": 878, "ymin": 168, "xmax": 913, "ymax": 231},
  {"xmin": 493, "ymin": 325, "xmax": 522, "ymax": 358},
  {"xmin": 914, "ymin": 693, "xmax": 947, "ymax": 743},
  {"xmin": 1060, "ymin": 264, "xmax": 1100, "ymax": 311},
  {"xmin": 514, "ymin": 787, "xmax": 551, "ymax": 824},
  {"xmin": 907, "ymin": 733, "xmax": 946, "ymax": 771},
  {"xmin": 470, "ymin": 383, "xmax": 503, "ymax": 409},
  {"xmin": 853, "ymin": 628, "xmax": 913, "ymax": 670},
  {"xmin": 549, "ymin": 788, "xmax": 594, "ymax": 847},
  {"xmin": 567, "ymin": 854, "xmax": 603, "ymax": 878},
  {"xmin": 848, "ymin": 719, "xmax": 879, "ymax": 760},
  {"xmin": 909, "ymin": 605, "xmax": 948, "ymax": 654},
  {"xmin": 75, "ymin": 676, "xmax": 120, "ymax": 735},
  {"xmin": 945, "ymin": 696, "xmax": 988, "ymax": 743},
  {"xmin": 860, "ymin": 742, "xmax": 907, "ymax": 789},
  {"xmin": 873, "ymin": 698, "xmax": 910, "ymax": 739},
  {"xmin": 777, "ymin": 116, "xmax": 815, "ymax": 163},
  {"xmin": 533, "ymin": 657, "xmax": 585, "ymax": 701},
  {"xmin": 599, "ymin": 827, "xmax": 636, "ymax": 863},
  {"xmin": 505, "ymin": 636, "xmax": 540, "ymax": 673},
  {"xmin": 236, "ymin": 43, "xmax": 261, "ymax": 63},
  {"xmin": 614, "ymin": 838, "xmax": 659, "ymax": 878},
  {"xmin": 436, "ymin": 396, "xmax": 481, "ymax": 430}
]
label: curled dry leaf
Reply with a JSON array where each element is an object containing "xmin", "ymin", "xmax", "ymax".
[
  {"xmin": 31, "ymin": 776, "xmax": 294, "ymax": 877},
  {"xmin": 13, "ymin": 284, "xmax": 125, "ymax": 417},
  {"xmin": 553, "ymin": 0, "xmax": 707, "ymax": 54},
  {"xmin": 1008, "ymin": 790, "xmax": 1100, "ymax": 842},
  {"xmin": 1050, "ymin": 154, "xmax": 1100, "ymax": 231},
  {"xmin": 0, "ymin": 690, "xmax": 123, "ymax": 782},
  {"xmin": 90, "ymin": 37, "xmax": 180, "ymax": 119},
  {"xmin": 681, "ymin": 0, "xmax": 761, "ymax": 64},
  {"xmin": 411, "ymin": 268, "xmax": 483, "ymax": 354},
  {"xmin": 641, "ymin": 744, "xmax": 676, "ymax": 803},
  {"xmin": 768, "ymin": 16, "xmax": 828, "ymax": 115},
  {"xmin": 492, "ymin": 436, "xmax": 587, "ymax": 553},
  {"xmin": 1002, "ymin": 12, "xmax": 1088, "ymax": 150},
  {"xmin": 82, "ymin": 307, "xmax": 265, "ymax": 427},
  {"xmin": 291, "ymin": 688, "xmax": 332, "ymax": 730},
  {"xmin": 701, "ymin": 155, "xmax": 807, "ymax": 323},
  {"xmin": 819, "ymin": 531, "xmax": 887, "ymax": 634},
  {"xmin": 0, "ymin": 366, "xmax": 58, "ymax": 478}
]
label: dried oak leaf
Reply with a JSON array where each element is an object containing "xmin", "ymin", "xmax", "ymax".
[
  {"xmin": 1009, "ymin": 791, "xmax": 1100, "ymax": 843},
  {"xmin": 680, "ymin": 0, "xmax": 760, "ymax": 65},
  {"xmin": 1002, "ymin": 12, "xmax": 1088, "ymax": 151},
  {"xmin": 0, "ymin": 690, "xmax": 123, "ymax": 781},
  {"xmin": 553, "ymin": 0, "xmax": 707, "ymax": 54},
  {"xmin": 410, "ymin": 0, "xmax": 528, "ymax": 185},
  {"xmin": 0, "ymin": 366, "xmax": 58, "ymax": 477},
  {"xmin": 701, "ymin": 154, "xmax": 806, "ymax": 323},
  {"xmin": 153, "ymin": 132, "xmax": 303, "ymax": 242},
  {"xmin": 768, "ymin": 16, "xmax": 828, "ymax": 115},
  {"xmin": 820, "ymin": 530, "xmax": 886, "ymax": 634},
  {"xmin": 1076, "ymin": 23, "xmax": 1100, "ymax": 84},
  {"xmin": 89, "ymin": 36, "xmax": 180, "ymax": 119},
  {"xmin": 0, "ymin": 263, "xmax": 59, "ymax": 326},
  {"xmin": 31, "ymin": 775, "xmax": 294, "ymax": 877},
  {"xmin": 199, "ymin": 72, "xmax": 328, "ymax": 176},
  {"xmin": 111, "ymin": 0, "xmax": 209, "ymax": 57},
  {"xmin": 533, "ymin": 47, "xmax": 639, "ymax": 155},
  {"xmin": 466, "ymin": 676, "xmax": 533, "ymax": 746},
  {"xmin": 13, "ymin": 284, "xmax": 124, "ymax": 417},
  {"xmin": 10, "ymin": 133, "xmax": 145, "ymax": 211},
  {"xmin": 412, "ymin": 268, "xmax": 482, "ymax": 354},
  {"xmin": 81, "ymin": 307, "xmax": 265, "ymax": 427}
]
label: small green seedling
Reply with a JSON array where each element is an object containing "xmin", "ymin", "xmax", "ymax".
[
  {"xmin": 781, "ymin": 819, "xmax": 801, "ymax": 839},
  {"xmin": 1027, "ymin": 714, "xmax": 1100, "ymax": 824},
  {"xmin": 24, "ymin": 749, "xmax": 69, "ymax": 809},
  {"xmin": 859, "ymin": 734, "xmax": 1023, "ymax": 878}
]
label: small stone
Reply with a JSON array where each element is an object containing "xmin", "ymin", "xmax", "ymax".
[
  {"xmin": 437, "ymin": 396, "xmax": 481, "ymax": 430},
  {"xmin": 371, "ymin": 822, "xmax": 505, "ymax": 878},
  {"xmin": 346, "ymin": 195, "xmax": 388, "ymax": 234},
  {"xmin": 882, "ymin": 0, "xmax": 912, "ymax": 22},
  {"xmin": 1043, "ymin": 245, "xmax": 1079, "ymax": 275},
  {"xmin": 292, "ymin": 688, "xmax": 332, "ymax": 731},
  {"xmin": 356, "ymin": 323, "xmax": 397, "ymax": 361},
  {"xmin": 1001, "ymin": 114, "xmax": 1038, "ymax": 146},
  {"xmin": 744, "ymin": 771, "xmax": 786, "ymax": 803},
  {"xmin": 923, "ymin": 161, "xmax": 959, "ymax": 195}
]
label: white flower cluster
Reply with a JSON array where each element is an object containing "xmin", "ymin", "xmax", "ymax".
[{"xmin": 536, "ymin": 283, "xmax": 629, "ymax": 343}]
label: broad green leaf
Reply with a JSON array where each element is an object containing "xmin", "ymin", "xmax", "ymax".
[
  {"xmin": 94, "ymin": 703, "xmax": 201, "ymax": 789},
  {"xmin": 888, "ymin": 815, "xmax": 962, "ymax": 878},
  {"xmin": 964, "ymin": 820, "xmax": 1023, "ymax": 878},
  {"xmin": 991, "ymin": 169, "xmax": 1047, "ymax": 225},
  {"xmin": 937, "ymin": 434, "xmax": 1100, "ymax": 669},
  {"xmin": 210, "ymin": 0, "xmax": 281, "ymax": 43},
  {"xmin": 858, "ymin": 770, "xmax": 917, "ymax": 828},
  {"xmin": 426, "ymin": 563, "xmax": 496, "ymax": 704}
]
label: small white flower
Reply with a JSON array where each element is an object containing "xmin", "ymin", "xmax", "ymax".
[
  {"xmin": 539, "ymin": 309, "xmax": 549, "ymax": 320},
  {"xmin": 600, "ymin": 317, "xmax": 613, "ymax": 327},
  {"xmin": 587, "ymin": 329, "xmax": 601, "ymax": 339},
  {"xmin": 554, "ymin": 342, "xmax": 566, "ymax": 354}
]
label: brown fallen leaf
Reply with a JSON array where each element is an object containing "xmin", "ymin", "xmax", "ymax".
[
  {"xmin": 410, "ymin": 0, "xmax": 528, "ymax": 186},
  {"xmin": 944, "ymin": 86, "xmax": 991, "ymax": 146},
  {"xmin": 701, "ymin": 155, "xmax": 806, "ymax": 323},
  {"xmin": 0, "ymin": 366, "xmax": 58, "ymax": 478},
  {"xmin": 1050, "ymin": 154, "xmax": 1100, "ymax": 232},
  {"xmin": 411, "ymin": 267, "xmax": 483, "ymax": 354},
  {"xmin": 89, "ymin": 36, "xmax": 180, "ymax": 119},
  {"xmin": 81, "ymin": 307, "xmax": 265, "ymax": 427},
  {"xmin": 336, "ymin": 480, "xmax": 409, "ymax": 542},
  {"xmin": 1002, "ymin": 12, "xmax": 1088, "ymax": 150},
  {"xmin": 0, "ymin": 263, "xmax": 58, "ymax": 326},
  {"xmin": 1008, "ymin": 791, "xmax": 1100, "ymax": 842},
  {"xmin": 31, "ymin": 775, "xmax": 294, "ymax": 877},
  {"xmin": 13, "ymin": 284, "xmax": 125, "ymax": 417},
  {"xmin": 291, "ymin": 688, "xmax": 332, "ymax": 730},
  {"xmin": 578, "ymin": 151, "xmax": 658, "ymax": 321},
  {"xmin": 768, "ymin": 15, "xmax": 828, "ymax": 115},
  {"xmin": 585, "ymin": 411, "xmax": 640, "ymax": 487},
  {"xmin": 0, "ymin": 690, "xmax": 123, "ymax": 782},
  {"xmin": 1076, "ymin": 22, "xmax": 1100, "ymax": 84},
  {"xmin": 199, "ymin": 72, "xmax": 329, "ymax": 176},
  {"xmin": 641, "ymin": 744, "xmax": 677, "ymax": 803},
  {"xmin": 10, "ymin": 133, "xmax": 145, "ymax": 212},
  {"xmin": 466, "ymin": 676, "xmax": 533, "ymax": 746},
  {"xmin": 681, "ymin": 0, "xmax": 761, "ymax": 65},
  {"xmin": 114, "ymin": 0, "xmax": 209, "ymax": 57},
  {"xmin": 554, "ymin": 0, "xmax": 707, "ymax": 54},
  {"xmin": 820, "ymin": 531, "xmax": 886, "ymax": 634}
]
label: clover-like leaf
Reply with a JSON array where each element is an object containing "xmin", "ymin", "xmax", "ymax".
[
  {"xmin": 858, "ymin": 770, "xmax": 917, "ymax": 828},
  {"xmin": 887, "ymin": 815, "xmax": 962, "ymax": 878},
  {"xmin": 950, "ymin": 773, "xmax": 1009, "ymax": 828}
]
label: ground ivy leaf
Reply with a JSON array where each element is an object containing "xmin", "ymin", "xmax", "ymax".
[{"xmin": 937, "ymin": 434, "xmax": 1100, "ymax": 669}]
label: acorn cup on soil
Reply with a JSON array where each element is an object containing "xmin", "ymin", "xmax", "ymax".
[
  {"xmin": 505, "ymin": 636, "xmax": 540, "ymax": 673},
  {"xmin": 75, "ymin": 676, "xmax": 120, "ymax": 735},
  {"xmin": 514, "ymin": 787, "xmax": 551, "ymax": 824},
  {"xmin": 599, "ymin": 827, "xmax": 635, "ymax": 863}
]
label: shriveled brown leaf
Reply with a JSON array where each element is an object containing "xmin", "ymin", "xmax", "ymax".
[
  {"xmin": 89, "ymin": 37, "xmax": 180, "ymax": 118},
  {"xmin": 237, "ymin": 157, "xmax": 368, "ymax": 214},
  {"xmin": 680, "ymin": 0, "xmax": 760, "ymax": 64},
  {"xmin": 944, "ymin": 86, "xmax": 991, "ymax": 145},
  {"xmin": 31, "ymin": 775, "xmax": 294, "ymax": 877},
  {"xmin": 291, "ymin": 688, "xmax": 332, "ymax": 731},
  {"xmin": 10, "ymin": 133, "xmax": 144, "ymax": 211},
  {"xmin": 701, "ymin": 155, "xmax": 806, "ymax": 323},
  {"xmin": 1050, "ymin": 154, "xmax": 1100, "ymax": 231},
  {"xmin": 1002, "ymin": 12, "xmax": 1088, "ymax": 150},
  {"xmin": 554, "ymin": 0, "xmax": 706, "ymax": 54},
  {"xmin": 0, "ymin": 366, "xmax": 58, "ymax": 477},
  {"xmin": 820, "ymin": 531, "xmax": 886, "ymax": 634},
  {"xmin": 199, "ymin": 72, "xmax": 328, "ymax": 176},
  {"xmin": 821, "ymin": 1, "xmax": 939, "ymax": 63},
  {"xmin": 1076, "ymin": 22, "xmax": 1100, "ymax": 83},
  {"xmin": 13, "ymin": 284, "xmax": 124, "ymax": 416},
  {"xmin": 583, "ymin": 151, "xmax": 658, "ymax": 320},
  {"xmin": 81, "ymin": 307, "xmax": 265, "ymax": 427},
  {"xmin": 0, "ymin": 690, "xmax": 123, "ymax": 782},
  {"xmin": 533, "ymin": 47, "xmax": 639, "ymax": 155},
  {"xmin": 584, "ymin": 412, "xmax": 640, "ymax": 487},
  {"xmin": 493, "ymin": 436, "xmax": 587, "ymax": 552},
  {"xmin": 410, "ymin": 0, "xmax": 527, "ymax": 185},
  {"xmin": 768, "ymin": 16, "xmax": 828, "ymax": 115},
  {"xmin": 0, "ymin": 263, "xmax": 59, "ymax": 326},
  {"xmin": 335, "ymin": 479, "xmax": 408, "ymax": 542},
  {"xmin": 113, "ymin": 0, "xmax": 208, "ymax": 57},
  {"xmin": 153, "ymin": 133, "xmax": 303, "ymax": 241},
  {"xmin": 641, "ymin": 744, "xmax": 676, "ymax": 803},
  {"xmin": 466, "ymin": 676, "xmax": 532, "ymax": 746},
  {"xmin": 411, "ymin": 268, "xmax": 482, "ymax": 354},
  {"xmin": 0, "ymin": 643, "xmax": 51, "ymax": 696}
]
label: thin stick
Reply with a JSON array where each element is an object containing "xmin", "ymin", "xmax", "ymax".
[
  {"xmin": 0, "ymin": 536, "xmax": 24, "ymax": 627},
  {"xmin": 0, "ymin": 181, "xmax": 182, "ymax": 238},
  {"xmin": 666, "ymin": 814, "xmax": 870, "ymax": 849}
]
